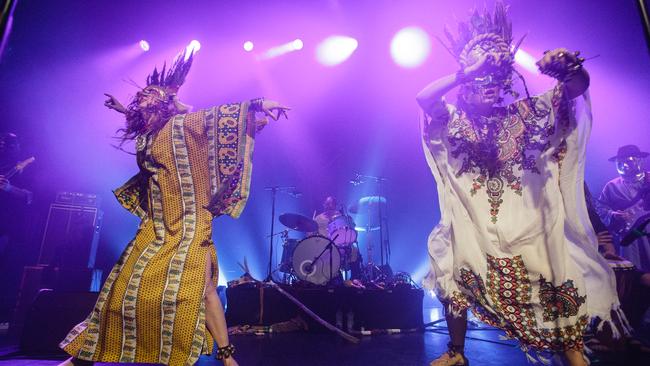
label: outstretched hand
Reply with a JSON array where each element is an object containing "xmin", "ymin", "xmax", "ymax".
[
  {"xmin": 104, "ymin": 93, "xmax": 127, "ymax": 113},
  {"xmin": 261, "ymin": 100, "xmax": 290, "ymax": 121},
  {"xmin": 536, "ymin": 48, "xmax": 582, "ymax": 80}
]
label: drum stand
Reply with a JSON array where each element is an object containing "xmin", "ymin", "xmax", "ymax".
[{"xmin": 352, "ymin": 173, "xmax": 391, "ymax": 281}]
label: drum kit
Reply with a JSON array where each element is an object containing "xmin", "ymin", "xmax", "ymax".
[
  {"xmin": 277, "ymin": 212, "xmax": 358, "ymax": 285},
  {"xmin": 265, "ymin": 174, "xmax": 392, "ymax": 286},
  {"xmin": 275, "ymin": 193, "xmax": 391, "ymax": 286}
]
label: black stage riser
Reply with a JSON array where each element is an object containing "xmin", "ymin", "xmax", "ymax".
[{"xmin": 225, "ymin": 285, "xmax": 424, "ymax": 331}]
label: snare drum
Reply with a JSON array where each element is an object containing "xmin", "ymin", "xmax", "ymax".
[{"xmin": 327, "ymin": 214, "xmax": 357, "ymax": 247}]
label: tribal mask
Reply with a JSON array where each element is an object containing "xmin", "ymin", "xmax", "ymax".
[
  {"xmin": 441, "ymin": 1, "xmax": 523, "ymax": 106},
  {"xmin": 616, "ymin": 156, "xmax": 644, "ymax": 180}
]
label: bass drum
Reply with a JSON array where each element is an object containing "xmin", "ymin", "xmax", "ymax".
[{"xmin": 292, "ymin": 235, "xmax": 340, "ymax": 285}]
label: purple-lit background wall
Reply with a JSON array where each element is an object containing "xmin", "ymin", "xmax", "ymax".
[{"xmin": 1, "ymin": 0, "xmax": 648, "ymax": 284}]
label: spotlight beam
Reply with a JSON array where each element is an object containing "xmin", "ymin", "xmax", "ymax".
[
  {"xmin": 316, "ymin": 35, "xmax": 358, "ymax": 66},
  {"xmin": 261, "ymin": 39, "xmax": 303, "ymax": 60},
  {"xmin": 514, "ymin": 48, "xmax": 539, "ymax": 74}
]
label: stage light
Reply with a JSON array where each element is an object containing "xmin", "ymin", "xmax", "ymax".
[
  {"xmin": 185, "ymin": 40, "xmax": 201, "ymax": 59},
  {"xmin": 514, "ymin": 48, "xmax": 539, "ymax": 74},
  {"xmin": 139, "ymin": 40, "xmax": 150, "ymax": 52},
  {"xmin": 261, "ymin": 39, "xmax": 304, "ymax": 59},
  {"xmin": 316, "ymin": 35, "xmax": 358, "ymax": 66},
  {"xmin": 390, "ymin": 26, "xmax": 431, "ymax": 68},
  {"xmin": 292, "ymin": 38, "xmax": 304, "ymax": 50},
  {"xmin": 243, "ymin": 41, "xmax": 254, "ymax": 52}
]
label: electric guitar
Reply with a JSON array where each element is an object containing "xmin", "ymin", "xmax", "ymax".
[
  {"xmin": 2, "ymin": 157, "xmax": 35, "ymax": 179},
  {"xmin": 611, "ymin": 178, "xmax": 650, "ymax": 245}
]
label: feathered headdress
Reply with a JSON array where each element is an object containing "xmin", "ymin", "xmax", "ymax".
[
  {"xmin": 441, "ymin": 1, "xmax": 523, "ymax": 68},
  {"xmin": 145, "ymin": 49, "xmax": 194, "ymax": 94}
]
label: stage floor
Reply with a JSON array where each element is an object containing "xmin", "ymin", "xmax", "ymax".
[
  {"xmin": 1, "ymin": 298, "xmax": 648, "ymax": 366},
  {"xmin": 1, "ymin": 327, "xmax": 648, "ymax": 366}
]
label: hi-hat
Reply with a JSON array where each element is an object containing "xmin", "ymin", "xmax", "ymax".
[{"xmin": 279, "ymin": 213, "xmax": 318, "ymax": 232}]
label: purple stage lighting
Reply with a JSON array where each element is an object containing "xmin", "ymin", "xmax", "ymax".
[
  {"xmin": 514, "ymin": 48, "xmax": 540, "ymax": 74},
  {"xmin": 139, "ymin": 40, "xmax": 150, "ymax": 52},
  {"xmin": 262, "ymin": 39, "xmax": 304, "ymax": 59},
  {"xmin": 292, "ymin": 39, "xmax": 304, "ymax": 51},
  {"xmin": 390, "ymin": 26, "xmax": 431, "ymax": 68},
  {"xmin": 316, "ymin": 36, "xmax": 358, "ymax": 66},
  {"xmin": 185, "ymin": 40, "xmax": 201, "ymax": 59},
  {"xmin": 243, "ymin": 41, "xmax": 254, "ymax": 52}
]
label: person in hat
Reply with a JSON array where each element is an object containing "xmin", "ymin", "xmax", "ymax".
[
  {"xmin": 58, "ymin": 50, "xmax": 289, "ymax": 366},
  {"xmin": 416, "ymin": 2, "xmax": 623, "ymax": 365},
  {"xmin": 597, "ymin": 144, "xmax": 650, "ymax": 272}
]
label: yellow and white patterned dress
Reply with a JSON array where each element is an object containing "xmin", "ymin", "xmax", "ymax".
[{"xmin": 61, "ymin": 102, "xmax": 255, "ymax": 365}]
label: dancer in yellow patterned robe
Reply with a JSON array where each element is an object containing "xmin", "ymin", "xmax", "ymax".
[{"xmin": 59, "ymin": 52, "xmax": 288, "ymax": 366}]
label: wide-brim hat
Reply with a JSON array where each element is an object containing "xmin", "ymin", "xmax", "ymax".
[{"xmin": 608, "ymin": 144, "xmax": 649, "ymax": 162}]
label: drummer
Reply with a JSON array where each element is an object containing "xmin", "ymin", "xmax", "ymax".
[
  {"xmin": 314, "ymin": 196, "xmax": 342, "ymax": 237},
  {"xmin": 313, "ymin": 196, "xmax": 364, "ymax": 284}
]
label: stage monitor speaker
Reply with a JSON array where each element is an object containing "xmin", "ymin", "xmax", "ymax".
[
  {"xmin": 9, "ymin": 266, "xmax": 102, "ymax": 342},
  {"xmin": 38, "ymin": 202, "xmax": 102, "ymax": 268},
  {"xmin": 19, "ymin": 289, "xmax": 97, "ymax": 355}
]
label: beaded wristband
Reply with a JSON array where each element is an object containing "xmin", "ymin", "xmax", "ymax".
[{"xmin": 215, "ymin": 343, "xmax": 236, "ymax": 360}]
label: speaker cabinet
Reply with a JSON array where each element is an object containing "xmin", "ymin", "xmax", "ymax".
[
  {"xmin": 19, "ymin": 289, "xmax": 97, "ymax": 354},
  {"xmin": 38, "ymin": 204, "xmax": 102, "ymax": 268}
]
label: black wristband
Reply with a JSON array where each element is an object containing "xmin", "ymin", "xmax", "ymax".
[{"xmin": 215, "ymin": 343, "xmax": 236, "ymax": 360}]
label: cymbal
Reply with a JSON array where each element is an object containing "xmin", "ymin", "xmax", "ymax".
[
  {"xmin": 279, "ymin": 213, "xmax": 318, "ymax": 232},
  {"xmin": 348, "ymin": 196, "xmax": 387, "ymax": 214}
]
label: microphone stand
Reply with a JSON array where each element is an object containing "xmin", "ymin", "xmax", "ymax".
[
  {"xmin": 264, "ymin": 185, "xmax": 299, "ymax": 282},
  {"xmin": 304, "ymin": 235, "xmax": 339, "ymax": 284}
]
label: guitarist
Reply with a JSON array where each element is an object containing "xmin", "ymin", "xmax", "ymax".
[
  {"xmin": 0, "ymin": 132, "xmax": 34, "ymax": 323},
  {"xmin": 597, "ymin": 144, "xmax": 650, "ymax": 271},
  {"xmin": 0, "ymin": 133, "xmax": 32, "ymax": 204}
]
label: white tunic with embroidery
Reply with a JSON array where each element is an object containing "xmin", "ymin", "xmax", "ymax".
[{"xmin": 421, "ymin": 86, "xmax": 621, "ymax": 351}]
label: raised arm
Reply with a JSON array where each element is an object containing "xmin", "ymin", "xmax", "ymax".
[
  {"xmin": 416, "ymin": 52, "xmax": 499, "ymax": 114},
  {"xmin": 536, "ymin": 48, "xmax": 590, "ymax": 100},
  {"xmin": 104, "ymin": 93, "xmax": 127, "ymax": 114},
  {"xmin": 415, "ymin": 73, "xmax": 463, "ymax": 114}
]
